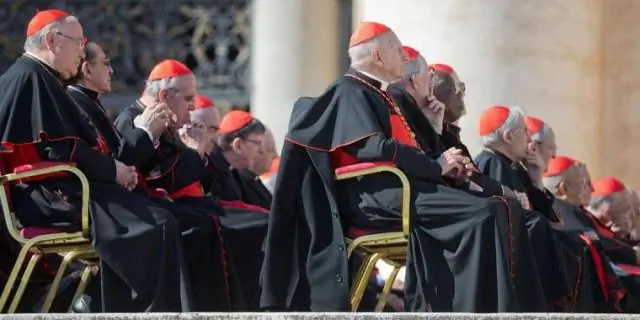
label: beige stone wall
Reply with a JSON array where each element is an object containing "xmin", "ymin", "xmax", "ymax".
[
  {"xmin": 353, "ymin": 0, "xmax": 608, "ymax": 180},
  {"xmin": 251, "ymin": 0, "xmax": 341, "ymax": 151},
  {"xmin": 601, "ymin": 0, "xmax": 640, "ymax": 190}
]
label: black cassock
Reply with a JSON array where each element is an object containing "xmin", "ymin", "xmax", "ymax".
[
  {"xmin": 205, "ymin": 145, "xmax": 272, "ymax": 210},
  {"xmin": 553, "ymin": 198, "xmax": 640, "ymax": 307},
  {"xmin": 389, "ymin": 85, "xmax": 505, "ymax": 197},
  {"xmin": 68, "ymin": 85, "xmax": 240, "ymax": 311},
  {"xmin": 475, "ymin": 149, "xmax": 632, "ymax": 312},
  {"xmin": 114, "ymin": 103, "xmax": 268, "ymax": 310},
  {"xmin": 260, "ymin": 69, "xmax": 548, "ymax": 312},
  {"xmin": 0, "ymin": 55, "xmax": 193, "ymax": 312}
]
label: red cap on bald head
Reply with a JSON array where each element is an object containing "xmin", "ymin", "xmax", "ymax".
[
  {"xmin": 544, "ymin": 156, "xmax": 575, "ymax": 177},
  {"xmin": 478, "ymin": 106, "xmax": 511, "ymax": 136},
  {"xmin": 194, "ymin": 95, "xmax": 215, "ymax": 110},
  {"xmin": 349, "ymin": 22, "xmax": 391, "ymax": 48},
  {"xmin": 592, "ymin": 177, "xmax": 626, "ymax": 197},
  {"xmin": 402, "ymin": 46, "xmax": 420, "ymax": 61},
  {"xmin": 147, "ymin": 59, "xmax": 192, "ymax": 81},
  {"xmin": 431, "ymin": 63, "xmax": 455, "ymax": 74},
  {"xmin": 219, "ymin": 110, "xmax": 254, "ymax": 134},
  {"xmin": 27, "ymin": 9, "xmax": 70, "ymax": 37},
  {"xmin": 525, "ymin": 116, "xmax": 545, "ymax": 135}
]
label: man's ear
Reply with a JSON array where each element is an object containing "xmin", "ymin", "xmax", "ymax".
[
  {"xmin": 557, "ymin": 180, "xmax": 568, "ymax": 197},
  {"xmin": 44, "ymin": 31, "xmax": 56, "ymax": 51},
  {"xmin": 230, "ymin": 137, "xmax": 243, "ymax": 155},
  {"xmin": 501, "ymin": 129, "xmax": 513, "ymax": 144},
  {"xmin": 80, "ymin": 61, "xmax": 90, "ymax": 78},
  {"xmin": 410, "ymin": 73, "xmax": 419, "ymax": 90}
]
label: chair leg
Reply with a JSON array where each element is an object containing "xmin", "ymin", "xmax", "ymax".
[
  {"xmin": 350, "ymin": 252, "xmax": 381, "ymax": 312},
  {"xmin": 374, "ymin": 265, "xmax": 400, "ymax": 312},
  {"xmin": 7, "ymin": 253, "xmax": 41, "ymax": 313},
  {"xmin": 0, "ymin": 242, "xmax": 34, "ymax": 312},
  {"xmin": 66, "ymin": 264, "xmax": 94, "ymax": 312},
  {"xmin": 41, "ymin": 250, "xmax": 84, "ymax": 313}
]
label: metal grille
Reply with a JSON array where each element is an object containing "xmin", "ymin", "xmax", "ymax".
[{"xmin": 0, "ymin": 0, "xmax": 251, "ymax": 106}]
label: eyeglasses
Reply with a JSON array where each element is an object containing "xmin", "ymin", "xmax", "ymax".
[
  {"xmin": 245, "ymin": 139, "xmax": 263, "ymax": 147},
  {"xmin": 55, "ymin": 31, "xmax": 86, "ymax": 48}
]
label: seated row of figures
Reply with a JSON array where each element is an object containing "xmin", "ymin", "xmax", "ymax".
[{"xmin": 1, "ymin": 10, "xmax": 640, "ymax": 313}]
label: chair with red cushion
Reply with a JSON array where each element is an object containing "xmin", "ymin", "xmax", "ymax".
[
  {"xmin": 335, "ymin": 162, "xmax": 410, "ymax": 312},
  {"xmin": 0, "ymin": 150, "xmax": 98, "ymax": 313}
]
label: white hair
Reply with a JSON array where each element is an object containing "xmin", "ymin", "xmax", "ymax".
[
  {"xmin": 542, "ymin": 175, "xmax": 564, "ymax": 195},
  {"xmin": 542, "ymin": 167, "xmax": 575, "ymax": 195},
  {"xmin": 144, "ymin": 75, "xmax": 191, "ymax": 96},
  {"xmin": 479, "ymin": 106, "xmax": 526, "ymax": 147},
  {"xmin": 401, "ymin": 55, "xmax": 428, "ymax": 85},
  {"xmin": 189, "ymin": 106, "xmax": 218, "ymax": 123},
  {"xmin": 348, "ymin": 33, "xmax": 388, "ymax": 68},
  {"xmin": 23, "ymin": 16, "xmax": 79, "ymax": 51},
  {"xmin": 530, "ymin": 122, "xmax": 552, "ymax": 142}
]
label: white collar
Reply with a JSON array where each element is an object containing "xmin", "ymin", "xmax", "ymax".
[
  {"xmin": 23, "ymin": 52, "xmax": 57, "ymax": 70},
  {"xmin": 357, "ymin": 70, "xmax": 389, "ymax": 91}
]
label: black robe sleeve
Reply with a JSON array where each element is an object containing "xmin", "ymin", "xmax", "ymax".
[
  {"xmin": 144, "ymin": 134, "xmax": 209, "ymax": 194},
  {"xmin": 112, "ymin": 110, "xmax": 157, "ymax": 166},
  {"xmin": 36, "ymin": 139, "xmax": 116, "ymax": 183},
  {"xmin": 340, "ymin": 134, "xmax": 444, "ymax": 183}
]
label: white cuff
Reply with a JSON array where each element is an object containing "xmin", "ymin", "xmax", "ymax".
[{"xmin": 135, "ymin": 125, "xmax": 159, "ymax": 149}]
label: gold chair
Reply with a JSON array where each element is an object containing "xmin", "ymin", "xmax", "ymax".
[
  {"xmin": 335, "ymin": 162, "xmax": 410, "ymax": 312},
  {"xmin": 0, "ymin": 158, "xmax": 98, "ymax": 313}
]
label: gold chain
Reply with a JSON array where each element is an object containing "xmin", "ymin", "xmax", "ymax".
[{"xmin": 345, "ymin": 75, "xmax": 422, "ymax": 151}]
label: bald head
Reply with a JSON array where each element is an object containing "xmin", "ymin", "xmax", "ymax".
[
  {"xmin": 348, "ymin": 31, "xmax": 405, "ymax": 82},
  {"xmin": 190, "ymin": 106, "xmax": 221, "ymax": 152}
]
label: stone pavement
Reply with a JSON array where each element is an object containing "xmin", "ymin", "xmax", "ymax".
[{"xmin": 0, "ymin": 314, "xmax": 634, "ymax": 320}]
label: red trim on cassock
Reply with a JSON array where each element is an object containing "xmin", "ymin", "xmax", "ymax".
[
  {"xmin": 579, "ymin": 234, "xmax": 626, "ymax": 304},
  {"xmin": 168, "ymin": 181, "xmax": 204, "ymax": 200},
  {"xmin": 218, "ymin": 199, "xmax": 269, "ymax": 214}
]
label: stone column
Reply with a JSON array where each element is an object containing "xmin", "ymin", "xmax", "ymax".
[
  {"xmin": 353, "ymin": 0, "xmax": 605, "ymax": 178},
  {"xmin": 602, "ymin": 0, "xmax": 640, "ymax": 190},
  {"xmin": 251, "ymin": 0, "xmax": 340, "ymax": 151}
]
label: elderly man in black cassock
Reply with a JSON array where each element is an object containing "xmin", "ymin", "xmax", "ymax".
[
  {"xmin": 474, "ymin": 107, "xmax": 638, "ymax": 312},
  {"xmin": 0, "ymin": 10, "xmax": 197, "ymax": 312},
  {"xmin": 206, "ymin": 110, "xmax": 273, "ymax": 209},
  {"xmin": 66, "ymin": 43, "xmax": 245, "ymax": 311},
  {"xmin": 113, "ymin": 61, "xmax": 268, "ymax": 310},
  {"xmin": 260, "ymin": 21, "xmax": 550, "ymax": 312}
]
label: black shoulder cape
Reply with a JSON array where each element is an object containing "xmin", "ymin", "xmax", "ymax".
[
  {"xmin": 286, "ymin": 70, "xmax": 391, "ymax": 150},
  {"xmin": 261, "ymin": 70, "xmax": 396, "ymax": 311},
  {"xmin": 0, "ymin": 55, "xmax": 98, "ymax": 145}
]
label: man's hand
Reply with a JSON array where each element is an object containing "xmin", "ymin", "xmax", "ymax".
[
  {"xmin": 437, "ymin": 148, "xmax": 466, "ymax": 177},
  {"xmin": 179, "ymin": 122, "xmax": 209, "ymax": 156},
  {"xmin": 133, "ymin": 102, "xmax": 173, "ymax": 142},
  {"xmin": 524, "ymin": 150, "xmax": 545, "ymax": 188},
  {"xmin": 114, "ymin": 160, "xmax": 137, "ymax": 190},
  {"xmin": 421, "ymin": 96, "xmax": 445, "ymax": 134},
  {"xmin": 514, "ymin": 192, "xmax": 531, "ymax": 210}
]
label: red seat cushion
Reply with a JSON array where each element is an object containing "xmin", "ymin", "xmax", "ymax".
[
  {"xmin": 218, "ymin": 200, "xmax": 269, "ymax": 214},
  {"xmin": 20, "ymin": 227, "xmax": 67, "ymax": 239},
  {"xmin": 617, "ymin": 263, "xmax": 640, "ymax": 275},
  {"xmin": 346, "ymin": 226, "xmax": 372, "ymax": 239},
  {"xmin": 334, "ymin": 162, "xmax": 395, "ymax": 175}
]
